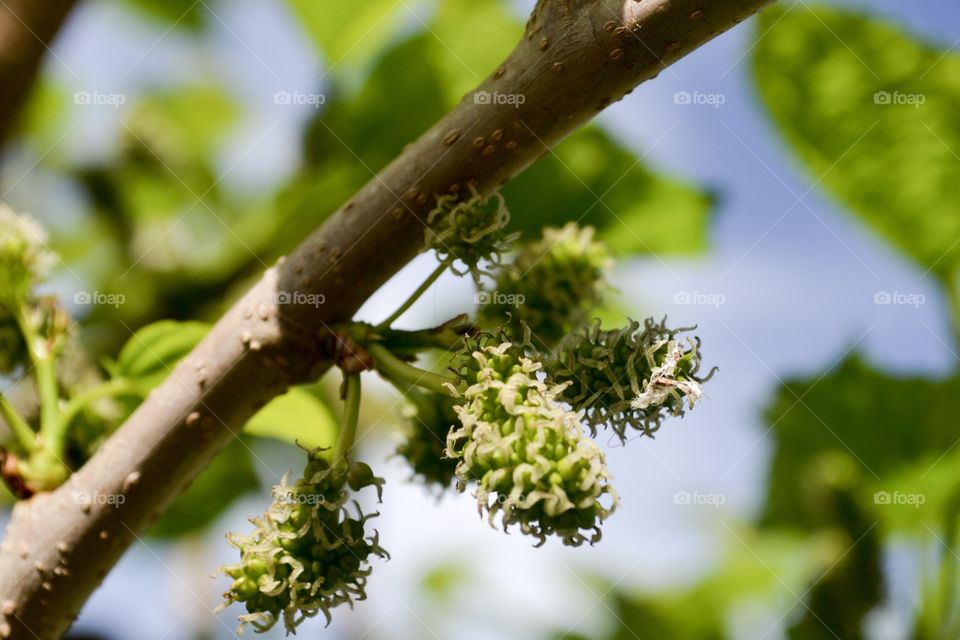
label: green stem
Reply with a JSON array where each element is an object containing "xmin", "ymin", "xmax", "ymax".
[
  {"xmin": 34, "ymin": 357, "xmax": 62, "ymax": 450},
  {"xmin": 60, "ymin": 379, "xmax": 144, "ymax": 433},
  {"xmin": 376, "ymin": 260, "xmax": 449, "ymax": 330},
  {"xmin": 14, "ymin": 311, "xmax": 62, "ymax": 453},
  {"xmin": 333, "ymin": 374, "xmax": 361, "ymax": 463},
  {"xmin": 0, "ymin": 393, "xmax": 34, "ymax": 454},
  {"xmin": 366, "ymin": 342, "xmax": 455, "ymax": 397}
]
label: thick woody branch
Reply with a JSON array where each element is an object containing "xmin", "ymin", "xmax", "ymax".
[
  {"xmin": 0, "ymin": 0, "xmax": 772, "ymax": 637},
  {"xmin": 0, "ymin": 0, "xmax": 77, "ymax": 146}
]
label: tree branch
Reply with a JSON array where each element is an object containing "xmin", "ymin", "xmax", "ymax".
[
  {"xmin": 0, "ymin": 0, "xmax": 772, "ymax": 636},
  {"xmin": 0, "ymin": 0, "xmax": 77, "ymax": 146}
]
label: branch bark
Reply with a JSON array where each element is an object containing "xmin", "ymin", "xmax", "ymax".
[
  {"xmin": 0, "ymin": 0, "xmax": 772, "ymax": 636},
  {"xmin": 0, "ymin": 0, "xmax": 77, "ymax": 146}
]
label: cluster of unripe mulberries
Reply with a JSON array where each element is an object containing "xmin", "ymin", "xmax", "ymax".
[
  {"xmin": 215, "ymin": 191, "xmax": 712, "ymax": 632},
  {"xmin": 446, "ymin": 339, "xmax": 618, "ymax": 546},
  {"xmin": 220, "ymin": 452, "xmax": 387, "ymax": 633}
]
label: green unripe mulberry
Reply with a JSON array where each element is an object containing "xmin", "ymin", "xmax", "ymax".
[
  {"xmin": 425, "ymin": 190, "xmax": 517, "ymax": 283},
  {"xmin": 479, "ymin": 223, "xmax": 612, "ymax": 347},
  {"xmin": 446, "ymin": 340, "xmax": 618, "ymax": 547},
  {"xmin": 546, "ymin": 317, "xmax": 712, "ymax": 442},
  {"xmin": 219, "ymin": 452, "xmax": 387, "ymax": 634}
]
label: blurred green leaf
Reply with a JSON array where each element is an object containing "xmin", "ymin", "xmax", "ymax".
[
  {"xmin": 16, "ymin": 81, "xmax": 69, "ymax": 154},
  {"xmin": 762, "ymin": 355, "xmax": 960, "ymax": 529},
  {"xmin": 68, "ymin": 86, "xmax": 277, "ymax": 336},
  {"xmin": 285, "ymin": 0, "xmax": 404, "ymax": 82},
  {"xmin": 125, "ymin": 86, "xmax": 240, "ymax": 164},
  {"xmin": 429, "ymin": 0, "xmax": 519, "ymax": 104},
  {"xmin": 871, "ymin": 447, "xmax": 960, "ymax": 535},
  {"xmin": 753, "ymin": 4, "xmax": 960, "ymax": 283},
  {"xmin": 107, "ymin": 320, "xmax": 210, "ymax": 387},
  {"xmin": 503, "ymin": 128, "xmax": 712, "ymax": 254},
  {"xmin": 245, "ymin": 387, "xmax": 338, "ymax": 451},
  {"xmin": 562, "ymin": 529, "xmax": 841, "ymax": 640},
  {"xmin": 150, "ymin": 438, "xmax": 259, "ymax": 538}
]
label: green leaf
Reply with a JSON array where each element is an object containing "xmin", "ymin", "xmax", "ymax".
[
  {"xmin": 762, "ymin": 355, "xmax": 960, "ymax": 529},
  {"xmin": 503, "ymin": 128, "xmax": 712, "ymax": 254},
  {"xmin": 304, "ymin": 34, "xmax": 449, "ymax": 172},
  {"xmin": 108, "ymin": 320, "xmax": 210, "ymax": 387},
  {"xmin": 428, "ymin": 0, "xmax": 520, "ymax": 105},
  {"xmin": 285, "ymin": 0, "xmax": 405, "ymax": 82},
  {"xmin": 16, "ymin": 81, "xmax": 69, "ymax": 155},
  {"xmin": 564, "ymin": 529, "xmax": 841, "ymax": 640},
  {"xmin": 149, "ymin": 438, "xmax": 259, "ymax": 538},
  {"xmin": 245, "ymin": 387, "xmax": 338, "ymax": 451},
  {"xmin": 753, "ymin": 4, "xmax": 960, "ymax": 283},
  {"xmin": 125, "ymin": 86, "xmax": 240, "ymax": 162}
]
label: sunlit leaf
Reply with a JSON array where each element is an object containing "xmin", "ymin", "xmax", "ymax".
[
  {"xmin": 753, "ymin": 3, "xmax": 960, "ymax": 283},
  {"xmin": 503, "ymin": 128, "xmax": 712, "ymax": 254},
  {"xmin": 108, "ymin": 320, "xmax": 210, "ymax": 387},
  {"xmin": 245, "ymin": 387, "xmax": 338, "ymax": 451},
  {"xmin": 285, "ymin": 0, "xmax": 405, "ymax": 82}
]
